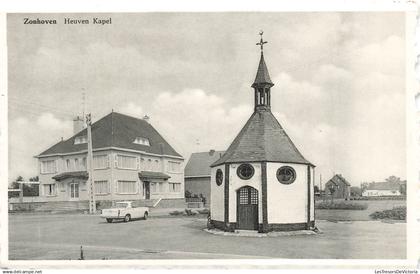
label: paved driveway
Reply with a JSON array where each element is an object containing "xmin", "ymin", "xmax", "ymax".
[{"xmin": 8, "ymin": 213, "xmax": 406, "ymax": 260}]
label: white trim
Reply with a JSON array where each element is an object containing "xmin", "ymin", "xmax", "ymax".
[
  {"xmin": 185, "ymin": 175, "xmax": 210, "ymax": 179},
  {"xmin": 35, "ymin": 147, "xmax": 184, "ymax": 160}
]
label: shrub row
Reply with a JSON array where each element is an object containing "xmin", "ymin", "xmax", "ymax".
[
  {"xmin": 169, "ymin": 208, "xmax": 210, "ymax": 216},
  {"xmin": 350, "ymin": 196, "xmax": 406, "ymax": 201},
  {"xmin": 315, "ymin": 201, "xmax": 368, "ymax": 210},
  {"xmin": 369, "ymin": 206, "xmax": 406, "ymax": 220}
]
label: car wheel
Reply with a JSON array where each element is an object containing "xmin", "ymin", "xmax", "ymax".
[
  {"xmin": 106, "ymin": 218, "xmax": 113, "ymax": 223},
  {"xmin": 143, "ymin": 212, "xmax": 148, "ymax": 220},
  {"xmin": 124, "ymin": 214, "xmax": 131, "ymax": 222}
]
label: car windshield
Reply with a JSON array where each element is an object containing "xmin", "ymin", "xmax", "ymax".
[{"xmin": 112, "ymin": 202, "xmax": 129, "ymax": 208}]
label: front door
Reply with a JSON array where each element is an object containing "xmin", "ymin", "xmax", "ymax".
[
  {"xmin": 144, "ymin": 182, "xmax": 150, "ymax": 200},
  {"xmin": 237, "ymin": 186, "xmax": 259, "ymax": 230},
  {"xmin": 70, "ymin": 183, "xmax": 79, "ymax": 200}
]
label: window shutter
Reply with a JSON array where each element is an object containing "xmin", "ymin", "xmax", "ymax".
[
  {"xmin": 115, "ymin": 180, "xmax": 118, "ymax": 193},
  {"xmin": 114, "ymin": 155, "xmax": 118, "ymax": 168}
]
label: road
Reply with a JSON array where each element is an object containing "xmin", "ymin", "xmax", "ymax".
[{"xmin": 8, "ymin": 214, "xmax": 406, "ymax": 260}]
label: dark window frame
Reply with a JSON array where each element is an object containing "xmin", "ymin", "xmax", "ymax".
[
  {"xmin": 276, "ymin": 166, "xmax": 296, "ymax": 185},
  {"xmin": 215, "ymin": 169, "xmax": 223, "ymax": 186},
  {"xmin": 237, "ymin": 163, "xmax": 255, "ymax": 180}
]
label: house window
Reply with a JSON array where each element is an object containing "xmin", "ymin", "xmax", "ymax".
[
  {"xmin": 117, "ymin": 180, "xmax": 137, "ymax": 194},
  {"xmin": 116, "ymin": 155, "xmax": 137, "ymax": 169},
  {"xmin": 150, "ymin": 183, "xmax": 157, "ymax": 192},
  {"xmin": 93, "ymin": 155, "xmax": 109, "ymax": 169},
  {"xmin": 158, "ymin": 182, "xmax": 165, "ymax": 192},
  {"xmin": 74, "ymin": 136, "xmax": 87, "ymax": 145},
  {"xmin": 168, "ymin": 161, "xmax": 180, "ymax": 172},
  {"xmin": 154, "ymin": 160, "xmax": 160, "ymax": 171},
  {"xmin": 40, "ymin": 160, "xmax": 56, "ymax": 174},
  {"xmin": 169, "ymin": 182, "xmax": 181, "ymax": 192},
  {"xmin": 94, "ymin": 180, "xmax": 109, "ymax": 195},
  {"xmin": 133, "ymin": 137, "xmax": 150, "ymax": 146},
  {"xmin": 74, "ymin": 158, "xmax": 79, "ymax": 170},
  {"xmin": 147, "ymin": 159, "xmax": 152, "ymax": 171},
  {"xmin": 237, "ymin": 164, "xmax": 254, "ymax": 180},
  {"xmin": 81, "ymin": 157, "xmax": 87, "ymax": 170},
  {"xmin": 66, "ymin": 159, "xmax": 71, "ymax": 171},
  {"xmin": 216, "ymin": 169, "xmax": 223, "ymax": 186},
  {"xmin": 43, "ymin": 184, "xmax": 56, "ymax": 196},
  {"xmin": 276, "ymin": 166, "xmax": 296, "ymax": 185}
]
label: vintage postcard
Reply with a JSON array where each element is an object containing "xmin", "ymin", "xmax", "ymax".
[{"xmin": 0, "ymin": 3, "xmax": 419, "ymax": 272}]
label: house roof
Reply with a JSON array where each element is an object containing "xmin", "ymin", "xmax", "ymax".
[
  {"xmin": 185, "ymin": 150, "xmax": 225, "ymax": 177},
  {"xmin": 139, "ymin": 171, "xmax": 171, "ymax": 180},
  {"xmin": 366, "ymin": 181, "xmax": 403, "ymax": 191},
  {"xmin": 326, "ymin": 174, "xmax": 351, "ymax": 187},
  {"xmin": 211, "ymin": 109, "xmax": 313, "ymax": 167},
  {"xmin": 37, "ymin": 112, "xmax": 182, "ymax": 158},
  {"xmin": 52, "ymin": 171, "xmax": 88, "ymax": 181},
  {"xmin": 252, "ymin": 53, "xmax": 274, "ymax": 88}
]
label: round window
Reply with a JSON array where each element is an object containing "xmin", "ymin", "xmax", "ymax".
[
  {"xmin": 276, "ymin": 166, "xmax": 296, "ymax": 184},
  {"xmin": 215, "ymin": 169, "xmax": 223, "ymax": 186},
  {"xmin": 237, "ymin": 164, "xmax": 254, "ymax": 180}
]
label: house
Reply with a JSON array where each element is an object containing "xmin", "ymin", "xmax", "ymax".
[
  {"xmin": 324, "ymin": 174, "xmax": 351, "ymax": 200},
  {"xmin": 35, "ymin": 112, "xmax": 185, "ymax": 208},
  {"xmin": 184, "ymin": 150, "xmax": 225, "ymax": 206},
  {"xmin": 362, "ymin": 181, "xmax": 406, "ymax": 197},
  {"xmin": 209, "ymin": 35, "xmax": 315, "ymax": 233}
]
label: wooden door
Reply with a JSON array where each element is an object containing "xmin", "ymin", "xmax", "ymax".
[
  {"xmin": 144, "ymin": 182, "xmax": 150, "ymax": 200},
  {"xmin": 237, "ymin": 186, "xmax": 258, "ymax": 230}
]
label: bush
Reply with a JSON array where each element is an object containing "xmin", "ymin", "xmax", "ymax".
[
  {"xmin": 316, "ymin": 201, "xmax": 368, "ymax": 210},
  {"xmin": 169, "ymin": 210, "xmax": 184, "ymax": 216},
  {"xmin": 184, "ymin": 209, "xmax": 197, "ymax": 216},
  {"xmin": 197, "ymin": 208, "xmax": 210, "ymax": 215},
  {"xmin": 369, "ymin": 206, "xmax": 406, "ymax": 220}
]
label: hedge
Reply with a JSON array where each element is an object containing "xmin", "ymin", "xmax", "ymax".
[
  {"xmin": 315, "ymin": 201, "xmax": 368, "ymax": 210},
  {"xmin": 369, "ymin": 206, "xmax": 406, "ymax": 220}
]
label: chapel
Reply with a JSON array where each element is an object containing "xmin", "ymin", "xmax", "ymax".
[{"xmin": 210, "ymin": 33, "xmax": 316, "ymax": 232}]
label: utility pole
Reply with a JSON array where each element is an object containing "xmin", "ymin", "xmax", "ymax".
[{"xmin": 86, "ymin": 113, "xmax": 96, "ymax": 214}]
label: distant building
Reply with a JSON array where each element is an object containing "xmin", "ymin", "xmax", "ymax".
[
  {"xmin": 324, "ymin": 174, "xmax": 351, "ymax": 200},
  {"xmin": 184, "ymin": 150, "xmax": 225, "ymax": 206},
  {"xmin": 362, "ymin": 181, "xmax": 406, "ymax": 197},
  {"xmin": 35, "ymin": 112, "xmax": 185, "ymax": 208}
]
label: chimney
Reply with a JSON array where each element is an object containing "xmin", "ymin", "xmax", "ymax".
[
  {"xmin": 209, "ymin": 149, "xmax": 215, "ymax": 156},
  {"xmin": 73, "ymin": 116, "xmax": 84, "ymax": 134},
  {"xmin": 143, "ymin": 115, "xmax": 150, "ymax": 123}
]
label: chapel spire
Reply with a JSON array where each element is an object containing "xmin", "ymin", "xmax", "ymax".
[{"xmin": 252, "ymin": 31, "xmax": 274, "ymax": 110}]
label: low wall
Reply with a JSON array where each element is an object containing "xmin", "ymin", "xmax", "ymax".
[{"xmin": 9, "ymin": 202, "xmax": 47, "ymax": 212}]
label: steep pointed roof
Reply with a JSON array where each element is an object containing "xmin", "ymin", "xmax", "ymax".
[
  {"xmin": 37, "ymin": 112, "xmax": 182, "ymax": 158},
  {"xmin": 252, "ymin": 53, "xmax": 274, "ymax": 88},
  {"xmin": 211, "ymin": 109, "xmax": 313, "ymax": 167}
]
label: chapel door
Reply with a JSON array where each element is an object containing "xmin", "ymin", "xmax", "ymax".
[{"xmin": 237, "ymin": 186, "xmax": 259, "ymax": 230}]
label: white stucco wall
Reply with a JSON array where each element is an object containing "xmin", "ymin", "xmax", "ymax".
[
  {"xmin": 228, "ymin": 163, "xmax": 262, "ymax": 223},
  {"xmin": 362, "ymin": 190, "xmax": 401, "ymax": 197},
  {"xmin": 266, "ymin": 162, "xmax": 314, "ymax": 224},
  {"xmin": 210, "ymin": 165, "xmax": 225, "ymax": 222}
]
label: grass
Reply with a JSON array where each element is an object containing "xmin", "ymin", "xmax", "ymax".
[
  {"xmin": 316, "ymin": 201, "xmax": 368, "ymax": 210},
  {"xmin": 369, "ymin": 206, "xmax": 406, "ymax": 220}
]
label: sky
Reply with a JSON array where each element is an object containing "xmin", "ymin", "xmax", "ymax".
[{"xmin": 7, "ymin": 12, "xmax": 406, "ymax": 186}]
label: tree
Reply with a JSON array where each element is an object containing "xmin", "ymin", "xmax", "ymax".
[
  {"xmin": 328, "ymin": 184, "xmax": 336, "ymax": 203},
  {"xmin": 350, "ymin": 186, "xmax": 361, "ymax": 197},
  {"xmin": 10, "ymin": 176, "xmax": 24, "ymax": 189},
  {"xmin": 385, "ymin": 176, "xmax": 401, "ymax": 184}
]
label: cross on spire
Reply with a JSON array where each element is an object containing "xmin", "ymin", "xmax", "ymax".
[{"xmin": 256, "ymin": 30, "xmax": 268, "ymax": 52}]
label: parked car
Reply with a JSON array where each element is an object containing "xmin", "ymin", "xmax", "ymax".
[{"xmin": 101, "ymin": 201, "xmax": 149, "ymax": 223}]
